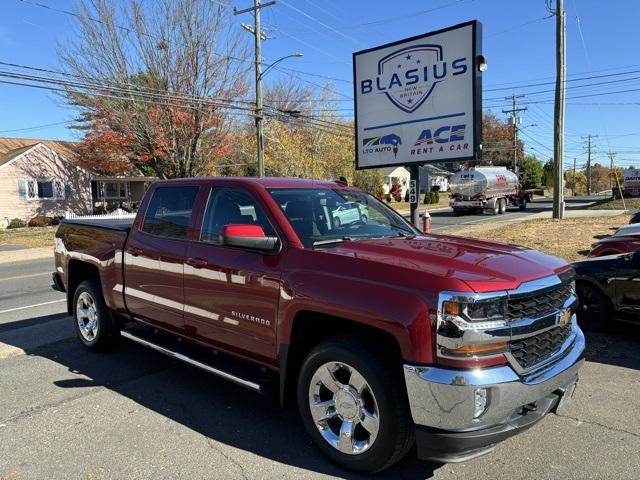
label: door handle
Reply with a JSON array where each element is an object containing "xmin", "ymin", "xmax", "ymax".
[
  {"xmin": 186, "ymin": 257, "xmax": 208, "ymax": 268},
  {"xmin": 127, "ymin": 246, "xmax": 143, "ymax": 256}
]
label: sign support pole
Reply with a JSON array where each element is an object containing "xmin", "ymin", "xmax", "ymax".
[{"xmin": 410, "ymin": 165, "xmax": 421, "ymax": 229}]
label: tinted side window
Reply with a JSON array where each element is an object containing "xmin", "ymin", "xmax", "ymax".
[
  {"xmin": 142, "ymin": 186, "xmax": 199, "ymax": 239},
  {"xmin": 201, "ymin": 187, "xmax": 274, "ymax": 244}
]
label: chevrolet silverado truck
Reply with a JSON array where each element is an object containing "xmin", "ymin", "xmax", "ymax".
[{"xmin": 53, "ymin": 177, "xmax": 584, "ymax": 473}]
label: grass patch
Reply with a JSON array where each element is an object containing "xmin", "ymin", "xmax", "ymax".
[
  {"xmin": 588, "ymin": 197, "xmax": 640, "ymax": 211},
  {"xmin": 448, "ymin": 215, "xmax": 630, "ymax": 261},
  {"xmin": 0, "ymin": 226, "xmax": 57, "ymax": 248}
]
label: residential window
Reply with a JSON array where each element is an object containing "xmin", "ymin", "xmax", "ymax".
[
  {"xmin": 22, "ymin": 179, "xmax": 66, "ymax": 200},
  {"xmin": 103, "ymin": 181, "xmax": 127, "ymax": 199},
  {"xmin": 141, "ymin": 186, "xmax": 199, "ymax": 239}
]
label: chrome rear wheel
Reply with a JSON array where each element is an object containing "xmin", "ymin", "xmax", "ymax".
[{"xmin": 76, "ymin": 291, "xmax": 99, "ymax": 342}]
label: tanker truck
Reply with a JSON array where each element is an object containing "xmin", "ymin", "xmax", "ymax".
[{"xmin": 449, "ymin": 166, "xmax": 528, "ymax": 215}]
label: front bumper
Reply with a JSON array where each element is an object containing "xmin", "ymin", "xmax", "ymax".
[{"xmin": 404, "ymin": 323, "xmax": 585, "ymax": 462}]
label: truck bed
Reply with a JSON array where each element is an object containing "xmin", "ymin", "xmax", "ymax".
[{"xmin": 60, "ymin": 217, "xmax": 134, "ymax": 232}]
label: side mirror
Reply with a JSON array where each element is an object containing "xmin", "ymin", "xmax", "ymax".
[{"xmin": 220, "ymin": 224, "xmax": 278, "ymax": 251}]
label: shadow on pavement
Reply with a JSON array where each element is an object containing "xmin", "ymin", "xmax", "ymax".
[
  {"xmin": 0, "ymin": 312, "xmax": 68, "ymax": 334},
  {"xmin": 13, "ymin": 326, "xmax": 440, "ymax": 480},
  {"xmin": 584, "ymin": 323, "xmax": 640, "ymax": 370}
]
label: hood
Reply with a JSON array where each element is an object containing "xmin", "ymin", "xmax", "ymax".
[{"xmin": 324, "ymin": 234, "xmax": 568, "ymax": 292}]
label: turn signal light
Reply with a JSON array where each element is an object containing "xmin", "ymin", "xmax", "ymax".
[
  {"xmin": 442, "ymin": 301, "xmax": 460, "ymax": 316},
  {"xmin": 440, "ymin": 341, "xmax": 507, "ymax": 357}
]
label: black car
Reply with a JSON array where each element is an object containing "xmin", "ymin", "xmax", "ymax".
[{"xmin": 573, "ymin": 252, "xmax": 640, "ymax": 330}]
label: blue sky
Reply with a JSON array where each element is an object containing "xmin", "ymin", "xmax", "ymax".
[{"xmin": 1, "ymin": 0, "xmax": 640, "ymax": 170}]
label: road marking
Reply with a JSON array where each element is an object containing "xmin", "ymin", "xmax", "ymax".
[
  {"xmin": 0, "ymin": 299, "xmax": 65, "ymax": 314},
  {"xmin": 0, "ymin": 272, "xmax": 50, "ymax": 282}
]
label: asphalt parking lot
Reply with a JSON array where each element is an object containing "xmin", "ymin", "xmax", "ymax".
[{"xmin": 1, "ymin": 249, "xmax": 639, "ymax": 479}]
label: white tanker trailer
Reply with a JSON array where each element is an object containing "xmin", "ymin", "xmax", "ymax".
[{"xmin": 449, "ymin": 166, "xmax": 528, "ymax": 215}]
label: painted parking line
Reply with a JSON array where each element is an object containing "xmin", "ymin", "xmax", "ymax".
[{"xmin": 0, "ymin": 299, "xmax": 65, "ymax": 315}]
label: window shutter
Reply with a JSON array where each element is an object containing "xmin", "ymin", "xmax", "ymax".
[
  {"xmin": 64, "ymin": 183, "xmax": 71, "ymax": 199},
  {"xmin": 17, "ymin": 179, "xmax": 27, "ymax": 200}
]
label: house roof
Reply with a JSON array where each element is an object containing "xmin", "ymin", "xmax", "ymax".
[
  {"xmin": 0, "ymin": 137, "xmax": 148, "ymax": 177},
  {"xmin": 0, "ymin": 138, "xmax": 79, "ymax": 168}
]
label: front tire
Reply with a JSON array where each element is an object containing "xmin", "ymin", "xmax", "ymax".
[
  {"xmin": 297, "ymin": 337, "xmax": 414, "ymax": 474},
  {"xmin": 73, "ymin": 279, "xmax": 119, "ymax": 350},
  {"xmin": 576, "ymin": 283, "xmax": 609, "ymax": 331}
]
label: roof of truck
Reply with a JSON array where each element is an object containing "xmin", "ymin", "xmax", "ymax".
[{"xmin": 157, "ymin": 177, "xmax": 353, "ymax": 189}]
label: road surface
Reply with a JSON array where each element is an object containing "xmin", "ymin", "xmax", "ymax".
[{"xmin": 2, "ymin": 197, "xmax": 638, "ymax": 479}]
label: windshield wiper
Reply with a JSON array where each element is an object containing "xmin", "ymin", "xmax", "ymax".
[{"xmin": 312, "ymin": 237, "xmax": 353, "ymax": 247}]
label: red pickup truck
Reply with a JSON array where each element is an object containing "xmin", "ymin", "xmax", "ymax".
[{"xmin": 53, "ymin": 177, "xmax": 584, "ymax": 473}]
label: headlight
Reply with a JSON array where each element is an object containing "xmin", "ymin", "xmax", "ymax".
[{"xmin": 443, "ymin": 299, "xmax": 507, "ymax": 324}]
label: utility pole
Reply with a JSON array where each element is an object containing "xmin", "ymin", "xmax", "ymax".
[
  {"xmin": 609, "ymin": 149, "xmax": 614, "ymax": 193},
  {"xmin": 502, "ymin": 95, "xmax": 526, "ymax": 175},
  {"xmin": 551, "ymin": 0, "xmax": 566, "ymax": 219},
  {"xmin": 234, "ymin": 0, "xmax": 275, "ymax": 177},
  {"xmin": 572, "ymin": 157, "xmax": 576, "ymax": 196},
  {"xmin": 608, "ymin": 150, "xmax": 627, "ymax": 209},
  {"xmin": 581, "ymin": 134, "xmax": 596, "ymax": 195}
]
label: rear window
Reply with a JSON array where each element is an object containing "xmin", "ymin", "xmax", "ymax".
[{"xmin": 141, "ymin": 186, "xmax": 199, "ymax": 239}]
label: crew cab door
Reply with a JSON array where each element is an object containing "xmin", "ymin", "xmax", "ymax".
[
  {"xmin": 182, "ymin": 186, "xmax": 283, "ymax": 361},
  {"xmin": 123, "ymin": 184, "xmax": 200, "ymax": 332}
]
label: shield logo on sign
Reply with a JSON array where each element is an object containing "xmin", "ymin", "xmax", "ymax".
[{"xmin": 377, "ymin": 44, "xmax": 444, "ymax": 114}]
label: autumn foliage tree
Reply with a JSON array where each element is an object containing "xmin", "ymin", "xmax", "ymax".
[
  {"xmin": 481, "ymin": 113, "xmax": 524, "ymax": 167},
  {"xmin": 59, "ymin": 0, "xmax": 249, "ymax": 178}
]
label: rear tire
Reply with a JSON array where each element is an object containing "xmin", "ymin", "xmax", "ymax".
[
  {"xmin": 297, "ymin": 337, "xmax": 414, "ymax": 474},
  {"xmin": 498, "ymin": 198, "xmax": 507, "ymax": 214},
  {"xmin": 73, "ymin": 279, "xmax": 119, "ymax": 350},
  {"xmin": 576, "ymin": 283, "xmax": 609, "ymax": 331}
]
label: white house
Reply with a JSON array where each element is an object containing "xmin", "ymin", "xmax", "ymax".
[{"xmin": 381, "ymin": 165, "xmax": 453, "ymax": 196}]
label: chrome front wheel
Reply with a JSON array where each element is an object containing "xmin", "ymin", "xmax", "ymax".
[
  {"xmin": 76, "ymin": 291, "xmax": 99, "ymax": 342},
  {"xmin": 308, "ymin": 361, "xmax": 380, "ymax": 455}
]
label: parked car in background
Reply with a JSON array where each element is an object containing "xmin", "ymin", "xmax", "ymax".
[
  {"xmin": 629, "ymin": 211, "xmax": 640, "ymax": 224},
  {"xmin": 573, "ymin": 252, "xmax": 640, "ymax": 330},
  {"xmin": 613, "ymin": 223, "xmax": 640, "ymax": 236},
  {"xmin": 331, "ymin": 201, "xmax": 369, "ymax": 227},
  {"xmin": 588, "ymin": 234, "xmax": 640, "ymax": 257}
]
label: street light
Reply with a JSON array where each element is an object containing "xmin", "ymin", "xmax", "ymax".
[
  {"xmin": 260, "ymin": 52, "xmax": 303, "ymax": 79},
  {"xmin": 255, "ymin": 52, "xmax": 303, "ymax": 177}
]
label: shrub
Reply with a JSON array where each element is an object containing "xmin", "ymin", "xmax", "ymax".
[
  {"xmin": 423, "ymin": 192, "xmax": 431, "ymax": 204},
  {"xmin": 7, "ymin": 218, "xmax": 27, "ymax": 229},
  {"xmin": 51, "ymin": 216, "xmax": 64, "ymax": 226},
  {"xmin": 390, "ymin": 182, "xmax": 402, "ymax": 202},
  {"xmin": 28, "ymin": 215, "xmax": 53, "ymax": 227},
  {"xmin": 404, "ymin": 189, "xmax": 410, "ymax": 202},
  {"xmin": 385, "ymin": 194, "xmax": 392, "ymax": 203},
  {"xmin": 432, "ymin": 190, "xmax": 440, "ymax": 204}
]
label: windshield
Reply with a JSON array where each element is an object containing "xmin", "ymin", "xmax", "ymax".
[{"xmin": 268, "ymin": 188, "xmax": 418, "ymax": 248}]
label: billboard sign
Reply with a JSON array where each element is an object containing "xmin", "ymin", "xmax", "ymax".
[{"xmin": 353, "ymin": 21, "xmax": 482, "ymax": 169}]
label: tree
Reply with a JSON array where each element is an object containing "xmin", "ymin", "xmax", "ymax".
[
  {"xmin": 59, "ymin": 0, "xmax": 249, "ymax": 178},
  {"xmin": 542, "ymin": 159, "xmax": 554, "ymax": 188},
  {"xmin": 519, "ymin": 155, "xmax": 544, "ymax": 189},
  {"xmin": 481, "ymin": 113, "xmax": 524, "ymax": 167}
]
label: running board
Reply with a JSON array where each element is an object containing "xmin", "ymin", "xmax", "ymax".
[{"xmin": 120, "ymin": 330, "xmax": 262, "ymax": 392}]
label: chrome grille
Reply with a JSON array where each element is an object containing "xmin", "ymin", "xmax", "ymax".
[
  {"xmin": 509, "ymin": 324, "xmax": 572, "ymax": 371},
  {"xmin": 507, "ymin": 283, "xmax": 573, "ymax": 320}
]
